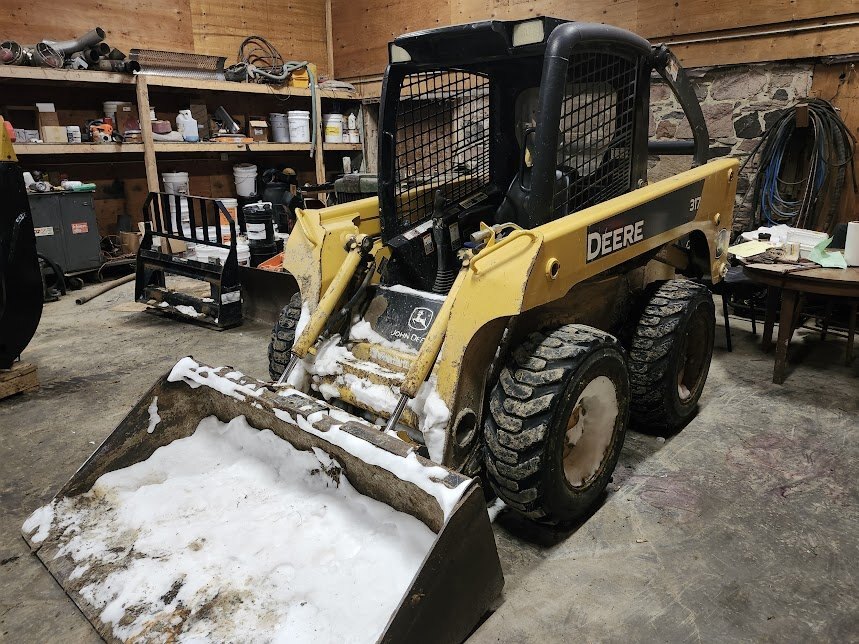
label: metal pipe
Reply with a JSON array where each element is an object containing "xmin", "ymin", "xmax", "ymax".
[
  {"xmin": 84, "ymin": 48, "xmax": 102, "ymax": 64},
  {"xmin": 663, "ymin": 18, "xmax": 859, "ymax": 48},
  {"xmin": 647, "ymin": 140, "xmax": 697, "ymax": 155},
  {"xmin": 94, "ymin": 59, "xmax": 140, "ymax": 73},
  {"xmin": 0, "ymin": 41, "xmax": 25, "ymax": 65},
  {"xmin": 383, "ymin": 394, "xmax": 410, "ymax": 435},
  {"xmin": 74, "ymin": 273, "xmax": 135, "ymax": 305},
  {"xmin": 43, "ymin": 27, "xmax": 105, "ymax": 55},
  {"xmin": 31, "ymin": 42, "xmax": 63, "ymax": 68}
]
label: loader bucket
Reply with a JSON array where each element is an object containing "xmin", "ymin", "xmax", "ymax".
[{"xmin": 22, "ymin": 359, "xmax": 503, "ymax": 643}]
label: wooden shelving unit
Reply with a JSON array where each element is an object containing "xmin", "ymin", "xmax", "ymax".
[
  {"xmin": 323, "ymin": 142, "xmax": 364, "ymax": 151},
  {"xmin": 14, "ymin": 143, "xmax": 144, "ymax": 155},
  {"xmin": 2, "ymin": 66, "xmax": 364, "ymax": 190}
]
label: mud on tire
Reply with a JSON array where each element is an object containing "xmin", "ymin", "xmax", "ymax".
[
  {"xmin": 628, "ymin": 279, "xmax": 715, "ymax": 435},
  {"xmin": 268, "ymin": 292, "xmax": 303, "ymax": 380},
  {"xmin": 483, "ymin": 324, "xmax": 630, "ymax": 525}
]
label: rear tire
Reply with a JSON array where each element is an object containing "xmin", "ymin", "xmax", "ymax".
[
  {"xmin": 628, "ymin": 279, "xmax": 715, "ymax": 435},
  {"xmin": 484, "ymin": 325, "xmax": 629, "ymax": 525},
  {"xmin": 268, "ymin": 292, "xmax": 303, "ymax": 380}
]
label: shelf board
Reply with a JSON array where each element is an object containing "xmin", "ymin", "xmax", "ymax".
[
  {"xmin": 13, "ymin": 143, "xmax": 144, "ymax": 155},
  {"xmin": 0, "ymin": 66, "xmax": 134, "ymax": 86},
  {"xmin": 247, "ymin": 142, "xmax": 313, "ymax": 152},
  {"xmin": 143, "ymin": 74, "xmax": 313, "ymax": 97},
  {"xmin": 0, "ymin": 67, "xmax": 361, "ymax": 100},
  {"xmin": 323, "ymin": 142, "xmax": 364, "ymax": 151},
  {"xmin": 151, "ymin": 142, "xmax": 314, "ymax": 153},
  {"xmin": 152, "ymin": 142, "xmax": 247, "ymax": 152}
]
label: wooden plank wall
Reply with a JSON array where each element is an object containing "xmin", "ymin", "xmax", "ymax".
[
  {"xmin": 811, "ymin": 63, "xmax": 859, "ymax": 227},
  {"xmin": 1, "ymin": 0, "xmax": 330, "ymax": 75},
  {"xmin": 331, "ymin": 0, "xmax": 859, "ymax": 92}
]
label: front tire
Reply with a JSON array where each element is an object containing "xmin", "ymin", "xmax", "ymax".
[
  {"xmin": 268, "ymin": 292, "xmax": 303, "ymax": 380},
  {"xmin": 628, "ymin": 279, "xmax": 715, "ymax": 435},
  {"xmin": 484, "ymin": 325, "xmax": 630, "ymax": 526}
]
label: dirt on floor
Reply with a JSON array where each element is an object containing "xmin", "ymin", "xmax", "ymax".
[{"xmin": 1, "ymin": 281, "xmax": 857, "ymax": 642}]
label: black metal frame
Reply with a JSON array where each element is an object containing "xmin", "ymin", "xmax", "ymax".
[
  {"xmin": 135, "ymin": 192, "xmax": 242, "ymax": 329},
  {"xmin": 373, "ymin": 17, "xmax": 713, "ymax": 293},
  {"xmin": 378, "ymin": 18, "xmax": 710, "ymax": 236}
]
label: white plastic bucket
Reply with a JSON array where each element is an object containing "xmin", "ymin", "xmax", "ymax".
[
  {"xmin": 233, "ymin": 164, "xmax": 258, "ymax": 197},
  {"xmin": 103, "ymin": 100, "xmax": 126, "ymax": 121},
  {"xmin": 270, "ymin": 113, "xmax": 290, "ymax": 143},
  {"xmin": 218, "ymin": 198, "xmax": 238, "ymax": 243},
  {"xmin": 205, "ymin": 243, "xmax": 250, "ymax": 266},
  {"xmin": 288, "ymin": 110, "xmax": 311, "ymax": 143},
  {"xmin": 348, "ymin": 129, "xmax": 360, "ymax": 143},
  {"xmin": 246, "ymin": 222, "xmax": 268, "ymax": 240},
  {"xmin": 322, "ymin": 113, "xmax": 344, "ymax": 143},
  {"xmin": 162, "ymin": 171, "xmax": 189, "ymax": 195},
  {"xmin": 162, "ymin": 171, "xmax": 190, "ymax": 223}
]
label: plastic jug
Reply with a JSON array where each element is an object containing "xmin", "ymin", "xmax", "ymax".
[{"xmin": 176, "ymin": 110, "xmax": 200, "ymax": 142}]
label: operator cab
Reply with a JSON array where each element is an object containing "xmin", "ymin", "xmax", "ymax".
[{"xmin": 376, "ymin": 17, "xmax": 654, "ymax": 293}]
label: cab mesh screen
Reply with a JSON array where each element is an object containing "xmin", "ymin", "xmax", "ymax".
[
  {"xmin": 394, "ymin": 70, "xmax": 489, "ymax": 231},
  {"xmin": 555, "ymin": 52, "xmax": 639, "ymax": 214}
]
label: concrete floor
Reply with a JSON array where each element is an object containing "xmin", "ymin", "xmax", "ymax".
[{"xmin": 1, "ymin": 282, "xmax": 857, "ymax": 642}]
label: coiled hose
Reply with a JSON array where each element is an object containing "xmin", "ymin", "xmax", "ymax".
[
  {"xmin": 742, "ymin": 98, "xmax": 857, "ymax": 233},
  {"xmin": 234, "ymin": 35, "xmax": 318, "ymax": 157}
]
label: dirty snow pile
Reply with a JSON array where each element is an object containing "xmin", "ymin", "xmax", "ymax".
[
  {"xmin": 174, "ymin": 304, "xmax": 201, "ymax": 318},
  {"xmin": 283, "ymin": 308, "xmax": 451, "ymax": 463},
  {"xmin": 23, "ymin": 415, "xmax": 437, "ymax": 643}
]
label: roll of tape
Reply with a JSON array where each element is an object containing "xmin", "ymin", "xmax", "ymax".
[{"xmin": 845, "ymin": 221, "xmax": 859, "ymax": 267}]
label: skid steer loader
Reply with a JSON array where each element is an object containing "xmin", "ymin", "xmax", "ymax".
[{"xmin": 24, "ymin": 17, "xmax": 737, "ymax": 643}]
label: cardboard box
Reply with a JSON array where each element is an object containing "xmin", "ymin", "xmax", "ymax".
[
  {"xmin": 114, "ymin": 104, "xmax": 140, "ymax": 136},
  {"xmin": 41, "ymin": 126, "xmax": 68, "ymax": 143},
  {"xmin": 249, "ymin": 119, "xmax": 269, "ymax": 142},
  {"xmin": 190, "ymin": 103, "xmax": 210, "ymax": 139},
  {"xmin": 120, "ymin": 231, "xmax": 142, "ymax": 255},
  {"xmin": 36, "ymin": 103, "xmax": 59, "ymax": 129}
]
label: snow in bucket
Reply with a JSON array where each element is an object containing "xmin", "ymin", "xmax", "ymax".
[{"xmin": 23, "ymin": 412, "xmax": 440, "ymax": 643}]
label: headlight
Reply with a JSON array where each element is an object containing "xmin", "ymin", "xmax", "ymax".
[{"xmin": 716, "ymin": 228, "xmax": 730, "ymax": 258}]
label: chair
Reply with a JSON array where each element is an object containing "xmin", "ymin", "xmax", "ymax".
[{"xmin": 710, "ymin": 265, "xmax": 761, "ymax": 352}]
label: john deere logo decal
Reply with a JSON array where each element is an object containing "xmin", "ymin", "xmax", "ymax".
[{"xmin": 408, "ymin": 307, "xmax": 433, "ymax": 331}]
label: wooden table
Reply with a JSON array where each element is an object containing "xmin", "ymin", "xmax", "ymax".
[{"xmin": 742, "ymin": 263, "xmax": 859, "ymax": 384}]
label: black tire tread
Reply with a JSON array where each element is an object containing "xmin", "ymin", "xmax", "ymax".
[
  {"xmin": 484, "ymin": 324, "xmax": 618, "ymax": 522},
  {"xmin": 268, "ymin": 292, "xmax": 303, "ymax": 380},
  {"xmin": 628, "ymin": 279, "xmax": 712, "ymax": 433}
]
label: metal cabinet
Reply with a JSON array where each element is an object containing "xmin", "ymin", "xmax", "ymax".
[{"xmin": 29, "ymin": 191, "xmax": 102, "ymax": 274}]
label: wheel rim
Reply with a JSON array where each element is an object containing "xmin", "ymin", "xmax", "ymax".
[
  {"xmin": 562, "ymin": 375, "xmax": 619, "ymax": 487},
  {"xmin": 677, "ymin": 305, "xmax": 710, "ymax": 403}
]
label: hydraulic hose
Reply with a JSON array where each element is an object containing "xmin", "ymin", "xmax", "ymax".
[{"xmin": 742, "ymin": 98, "xmax": 857, "ymax": 233}]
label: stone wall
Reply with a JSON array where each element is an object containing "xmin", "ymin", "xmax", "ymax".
[{"xmin": 648, "ymin": 62, "xmax": 814, "ymax": 230}]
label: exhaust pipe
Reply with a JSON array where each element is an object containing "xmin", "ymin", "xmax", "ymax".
[
  {"xmin": 43, "ymin": 27, "xmax": 105, "ymax": 55},
  {"xmin": 0, "ymin": 41, "xmax": 26, "ymax": 65},
  {"xmin": 94, "ymin": 59, "xmax": 141, "ymax": 73},
  {"xmin": 31, "ymin": 42, "xmax": 63, "ymax": 68}
]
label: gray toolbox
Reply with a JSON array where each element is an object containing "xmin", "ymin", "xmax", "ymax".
[{"xmin": 28, "ymin": 191, "xmax": 102, "ymax": 274}]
